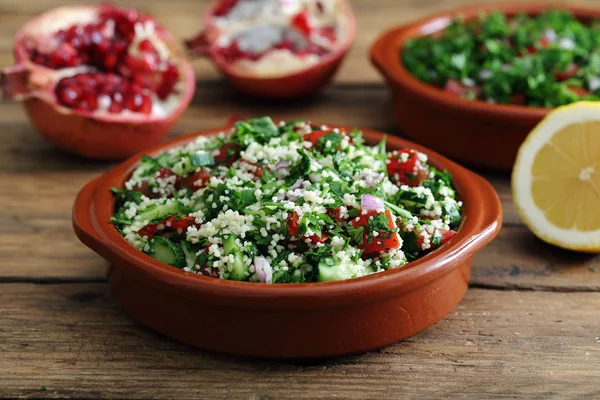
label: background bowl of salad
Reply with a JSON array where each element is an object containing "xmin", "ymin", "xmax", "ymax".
[
  {"xmin": 73, "ymin": 119, "xmax": 501, "ymax": 358},
  {"xmin": 370, "ymin": 3, "xmax": 600, "ymax": 172}
]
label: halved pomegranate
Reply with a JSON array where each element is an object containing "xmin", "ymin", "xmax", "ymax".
[
  {"xmin": 1, "ymin": 4, "xmax": 195, "ymax": 159},
  {"xmin": 185, "ymin": 0, "xmax": 356, "ymax": 99}
]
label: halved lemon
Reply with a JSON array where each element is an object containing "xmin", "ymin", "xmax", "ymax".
[{"xmin": 512, "ymin": 101, "xmax": 600, "ymax": 252}]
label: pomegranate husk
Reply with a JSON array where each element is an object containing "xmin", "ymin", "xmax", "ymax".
[
  {"xmin": 1, "ymin": 5, "xmax": 195, "ymax": 160},
  {"xmin": 186, "ymin": 0, "xmax": 356, "ymax": 99}
]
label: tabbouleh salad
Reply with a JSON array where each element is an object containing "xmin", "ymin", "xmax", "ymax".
[
  {"xmin": 402, "ymin": 10, "xmax": 600, "ymax": 107},
  {"xmin": 112, "ymin": 117, "xmax": 462, "ymax": 283}
]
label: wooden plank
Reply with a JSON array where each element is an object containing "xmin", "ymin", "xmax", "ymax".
[{"xmin": 0, "ymin": 283, "xmax": 598, "ymax": 398}]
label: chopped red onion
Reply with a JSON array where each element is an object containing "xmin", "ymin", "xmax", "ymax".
[
  {"xmin": 361, "ymin": 194, "xmax": 384, "ymax": 212},
  {"xmin": 290, "ymin": 178, "xmax": 303, "ymax": 191},
  {"xmin": 254, "ymin": 256, "xmax": 273, "ymax": 284},
  {"xmin": 286, "ymin": 178, "xmax": 304, "ymax": 201},
  {"xmin": 275, "ymin": 159, "xmax": 290, "ymax": 178}
]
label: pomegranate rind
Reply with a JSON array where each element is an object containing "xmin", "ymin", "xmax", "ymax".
[
  {"xmin": 2, "ymin": 4, "xmax": 196, "ymax": 159},
  {"xmin": 189, "ymin": 0, "xmax": 356, "ymax": 99},
  {"xmin": 23, "ymin": 97, "xmax": 181, "ymax": 159}
]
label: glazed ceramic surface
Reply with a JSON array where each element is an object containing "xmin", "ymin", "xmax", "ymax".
[
  {"xmin": 370, "ymin": 3, "xmax": 600, "ymax": 172},
  {"xmin": 73, "ymin": 124, "xmax": 502, "ymax": 358}
]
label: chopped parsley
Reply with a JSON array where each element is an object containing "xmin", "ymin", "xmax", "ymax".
[
  {"xmin": 403, "ymin": 10, "xmax": 600, "ymax": 107},
  {"xmin": 112, "ymin": 117, "xmax": 462, "ymax": 283}
]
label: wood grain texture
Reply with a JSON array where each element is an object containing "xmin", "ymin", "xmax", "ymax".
[
  {"xmin": 1, "ymin": 284, "xmax": 599, "ymax": 399},
  {"xmin": 1, "ymin": 0, "xmax": 600, "ymax": 398}
]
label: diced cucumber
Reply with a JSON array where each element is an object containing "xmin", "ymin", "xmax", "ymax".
[
  {"xmin": 137, "ymin": 155, "xmax": 161, "ymax": 177},
  {"xmin": 156, "ymin": 152, "xmax": 173, "ymax": 168},
  {"xmin": 222, "ymin": 234, "xmax": 249, "ymax": 281},
  {"xmin": 180, "ymin": 240, "xmax": 200, "ymax": 268},
  {"xmin": 147, "ymin": 236, "xmax": 185, "ymax": 268},
  {"xmin": 444, "ymin": 203, "xmax": 461, "ymax": 228},
  {"xmin": 317, "ymin": 258, "xmax": 375, "ymax": 282},
  {"xmin": 172, "ymin": 157, "xmax": 195, "ymax": 176},
  {"xmin": 190, "ymin": 151, "xmax": 215, "ymax": 167},
  {"xmin": 397, "ymin": 191, "xmax": 429, "ymax": 207},
  {"xmin": 137, "ymin": 201, "xmax": 185, "ymax": 223}
]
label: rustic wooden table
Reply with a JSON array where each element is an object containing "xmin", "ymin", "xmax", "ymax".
[{"xmin": 1, "ymin": 0, "xmax": 599, "ymax": 398}]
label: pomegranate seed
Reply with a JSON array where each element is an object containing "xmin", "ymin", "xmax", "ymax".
[
  {"xmin": 104, "ymin": 53, "xmax": 118, "ymax": 69},
  {"xmin": 58, "ymin": 86, "xmax": 81, "ymax": 106},
  {"xmin": 124, "ymin": 10, "xmax": 139, "ymax": 24},
  {"xmin": 98, "ymin": 94, "xmax": 111, "ymax": 110},
  {"xmin": 29, "ymin": 5, "xmax": 177, "ymax": 115},
  {"xmin": 139, "ymin": 95, "xmax": 153, "ymax": 114},
  {"xmin": 55, "ymin": 73, "xmax": 154, "ymax": 115},
  {"xmin": 291, "ymin": 11, "xmax": 312, "ymax": 37},
  {"xmin": 112, "ymin": 92, "xmax": 124, "ymax": 105},
  {"xmin": 126, "ymin": 92, "xmax": 143, "ymax": 111},
  {"xmin": 138, "ymin": 39, "xmax": 155, "ymax": 52}
]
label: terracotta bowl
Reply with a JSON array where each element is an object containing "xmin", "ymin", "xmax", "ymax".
[
  {"xmin": 186, "ymin": 0, "xmax": 356, "ymax": 99},
  {"xmin": 370, "ymin": 3, "xmax": 600, "ymax": 172},
  {"xmin": 73, "ymin": 124, "xmax": 502, "ymax": 358}
]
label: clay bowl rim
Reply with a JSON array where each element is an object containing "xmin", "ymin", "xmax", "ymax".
[
  {"xmin": 202, "ymin": 0, "xmax": 357, "ymax": 80},
  {"xmin": 370, "ymin": 2, "xmax": 600, "ymax": 125},
  {"xmin": 73, "ymin": 123, "xmax": 502, "ymax": 309}
]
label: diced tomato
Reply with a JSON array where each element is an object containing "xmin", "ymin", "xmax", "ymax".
[
  {"xmin": 303, "ymin": 129, "xmax": 350, "ymax": 146},
  {"xmin": 568, "ymin": 86, "xmax": 589, "ymax": 97},
  {"xmin": 135, "ymin": 167, "xmax": 178, "ymax": 198},
  {"xmin": 386, "ymin": 148, "xmax": 429, "ymax": 187},
  {"xmin": 351, "ymin": 209, "xmax": 401, "ymax": 256},
  {"xmin": 303, "ymin": 130, "xmax": 331, "ymax": 145},
  {"xmin": 157, "ymin": 167, "xmax": 176, "ymax": 179},
  {"xmin": 525, "ymin": 36, "xmax": 551, "ymax": 55},
  {"xmin": 138, "ymin": 215, "xmax": 198, "ymax": 239},
  {"xmin": 443, "ymin": 79, "xmax": 481, "ymax": 99},
  {"xmin": 135, "ymin": 181, "xmax": 155, "ymax": 198},
  {"xmin": 441, "ymin": 229, "xmax": 457, "ymax": 243},
  {"xmin": 214, "ymin": 143, "xmax": 240, "ymax": 166},
  {"xmin": 291, "ymin": 11, "xmax": 312, "ymax": 37},
  {"xmin": 288, "ymin": 212, "xmax": 300, "ymax": 237},
  {"xmin": 555, "ymin": 63, "xmax": 580, "ymax": 81},
  {"xmin": 287, "ymin": 212, "xmax": 328, "ymax": 243},
  {"xmin": 327, "ymin": 207, "xmax": 345, "ymax": 222},
  {"xmin": 178, "ymin": 169, "xmax": 211, "ymax": 190},
  {"xmin": 539, "ymin": 36, "xmax": 551, "ymax": 47}
]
